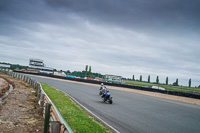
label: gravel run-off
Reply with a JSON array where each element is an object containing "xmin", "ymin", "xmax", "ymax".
[{"xmin": 0, "ymin": 72, "xmax": 43, "ymax": 133}]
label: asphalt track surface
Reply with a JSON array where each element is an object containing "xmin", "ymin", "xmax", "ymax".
[{"xmin": 30, "ymin": 75, "xmax": 200, "ymax": 133}]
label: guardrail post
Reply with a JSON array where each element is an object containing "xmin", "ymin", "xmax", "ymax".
[
  {"xmin": 22, "ymin": 75, "xmax": 25, "ymax": 81},
  {"xmin": 40, "ymin": 94, "xmax": 44, "ymax": 115},
  {"xmin": 51, "ymin": 121, "xmax": 61, "ymax": 133},
  {"xmin": 29, "ymin": 78, "xmax": 31, "ymax": 85},
  {"xmin": 26, "ymin": 76, "xmax": 28, "ymax": 82},
  {"xmin": 33, "ymin": 80, "xmax": 35, "ymax": 88},
  {"xmin": 34, "ymin": 81, "xmax": 36, "ymax": 89},
  {"xmin": 33, "ymin": 81, "xmax": 35, "ymax": 89},
  {"xmin": 37, "ymin": 85, "xmax": 41, "ymax": 100},
  {"xmin": 28, "ymin": 77, "xmax": 30, "ymax": 84},
  {"xmin": 44, "ymin": 103, "xmax": 51, "ymax": 133}
]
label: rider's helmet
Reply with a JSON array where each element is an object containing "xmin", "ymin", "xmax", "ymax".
[{"xmin": 101, "ymin": 83, "xmax": 104, "ymax": 86}]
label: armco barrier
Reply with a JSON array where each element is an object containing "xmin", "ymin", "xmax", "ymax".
[
  {"xmin": 13, "ymin": 70, "xmax": 200, "ymax": 99},
  {"xmin": 1, "ymin": 70, "xmax": 73, "ymax": 133}
]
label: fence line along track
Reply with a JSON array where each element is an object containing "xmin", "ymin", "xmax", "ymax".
[
  {"xmin": 0, "ymin": 70, "xmax": 73, "ymax": 133},
  {"xmin": 14, "ymin": 71, "xmax": 200, "ymax": 99}
]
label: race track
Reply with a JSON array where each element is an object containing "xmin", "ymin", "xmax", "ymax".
[{"xmin": 29, "ymin": 75, "xmax": 200, "ymax": 133}]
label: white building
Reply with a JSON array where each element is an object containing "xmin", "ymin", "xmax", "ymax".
[
  {"xmin": 0, "ymin": 63, "xmax": 10, "ymax": 70},
  {"xmin": 29, "ymin": 59, "xmax": 44, "ymax": 67},
  {"xmin": 103, "ymin": 74, "xmax": 123, "ymax": 84},
  {"xmin": 29, "ymin": 59, "xmax": 54, "ymax": 74}
]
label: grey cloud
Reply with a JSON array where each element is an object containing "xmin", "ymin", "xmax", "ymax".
[
  {"xmin": 0, "ymin": 0, "xmax": 200, "ymax": 86},
  {"xmin": 44, "ymin": 0, "xmax": 200, "ymax": 34}
]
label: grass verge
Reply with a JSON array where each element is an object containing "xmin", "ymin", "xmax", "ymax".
[
  {"xmin": 41, "ymin": 83, "xmax": 111, "ymax": 133},
  {"xmin": 125, "ymin": 80, "xmax": 200, "ymax": 94}
]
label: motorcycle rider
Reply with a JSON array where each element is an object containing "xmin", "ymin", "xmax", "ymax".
[
  {"xmin": 100, "ymin": 83, "xmax": 107, "ymax": 98},
  {"xmin": 99, "ymin": 83, "xmax": 104, "ymax": 91}
]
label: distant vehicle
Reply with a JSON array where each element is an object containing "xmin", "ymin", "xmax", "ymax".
[
  {"xmin": 95, "ymin": 77, "xmax": 102, "ymax": 81},
  {"xmin": 86, "ymin": 77, "xmax": 93, "ymax": 80},
  {"xmin": 94, "ymin": 78, "xmax": 99, "ymax": 81},
  {"xmin": 54, "ymin": 71, "xmax": 66, "ymax": 77},
  {"xmin": 144, "ymin": 86, "xmax": 166, "ymax": 90},
  {"xmin": 39, "ymin": 68, "xmax": 54, "ymax": 74},
  {"xmin": 66, "ymin": 75, "xmax": 76, "ymax": 78},
  {"xmin": 151, "ymin": 86, "xmax": 165, "ymax": 90}
]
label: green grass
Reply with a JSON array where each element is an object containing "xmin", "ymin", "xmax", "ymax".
[
  {"xmin": 41, "ymin": 83, "xmax": 111, "ymax": 133},
  {"xmin": 125, "ymin": 80, "xmax": 200, "ymax": 94}
]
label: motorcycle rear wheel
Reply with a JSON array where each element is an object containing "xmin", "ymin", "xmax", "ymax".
[{"xmin": 109, "ymin": 99, "xmax": 113, "ymax": 104}]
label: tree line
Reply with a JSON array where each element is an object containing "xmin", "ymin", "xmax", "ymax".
[
  {"xmin": 132, "ymin": 75, "xmax": 192, "ymax": 87},
  {"xmin": 1, "ymin": 62, "xmax": 198, "ymax": 87},
  {"xmin": 65, "ymin": 65, "xmax": 103, "ymax": 79}
]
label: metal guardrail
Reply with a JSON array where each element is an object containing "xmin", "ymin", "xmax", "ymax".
[{"xmin": 0, "ymin": 70, "xmax": 73, "ymax": 133}]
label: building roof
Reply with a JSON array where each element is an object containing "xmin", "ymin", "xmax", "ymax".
[
  {"xmin": 30, "ymin": 59, "xmax": 43, "ymax": 62},
  {"xmin": 105, "ymin": 74, "xmax": 122, "ymax": 77}
]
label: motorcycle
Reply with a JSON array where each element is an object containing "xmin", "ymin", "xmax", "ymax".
[{"xmin": 101, "ymin": 90, "xmax": 113, "ymax": 104}]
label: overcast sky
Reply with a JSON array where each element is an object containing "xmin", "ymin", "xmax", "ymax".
[{"xmin": 0, "ymin": 0, "xmax": 200, "ymax": 86}]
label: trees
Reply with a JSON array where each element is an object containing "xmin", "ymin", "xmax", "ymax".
[
  {"xmin": 71, "ymin": 65, "xmax": 100, "ymax": 78},
  {"xmin": 173, "ymin": 78, "xmax": 179, "ymax": 86},
  {"xmin": 148, "ymin": 75, "xmax": 150, "ymax": 83},
  {"xmin": 10, "ymin": 64, "xmax": 28, "ymax": 70},
  {"xmin": 166, "ymin": 77, "xmax": 168, "ymax": 85},
  {"xmin": 89, "ymin": 66, "xmax": 91, "ymax": 73},
  {"xmin": 140, "ymin": 75, "xmax": 142, "ymax": 82},
  {"xmin": 132, "ymin": 75, "xmax": 135, "ymax": 81},
  {"xmin": 64, "ymin": 70, "xmax": 71, "ymax": 75},
  {"xmin": 88, "ymin": 66, "xmax": 92, "ymax": 77},
  {"xmin": 156, "ymin": 76, "xmax": 159, "ymax": 84},
  {"xmin": 85, "ymin": 65, "xmax": 88, "ymax": 72},
  {"xmin": 176, "ymin": 78, "xmax": 178, "ymax": 86},
  {"xmin": 189, "ymin": 79, "xmax": 191, "ymax": 87}
]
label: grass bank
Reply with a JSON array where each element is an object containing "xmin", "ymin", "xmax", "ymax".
[
  {"xmin": 125, "ymin": 80, "xmax": 200, "ymax": 94},
  {"xmin": 41, "ymin": 83, "xmax": 110, "ymax": 133}
]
